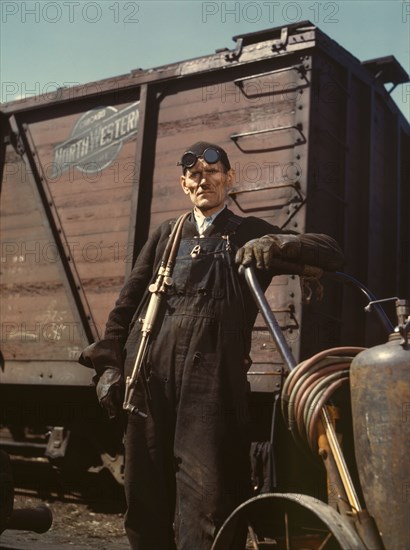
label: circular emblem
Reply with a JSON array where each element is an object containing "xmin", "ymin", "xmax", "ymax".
[
  {"xmin": 52, "ymin": 102, "xmax": 140, "ymax": 176},
  {"xmin": 71, "ymin": 106, "xmax": 122, "ymax": 174}
]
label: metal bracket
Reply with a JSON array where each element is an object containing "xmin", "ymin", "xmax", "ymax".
[
  {"xmin": 229, "ymin": 182, "xmax": 304, "ymax": 209},
  {"xmin": 99, "ymin": 452, "xmax": 125, "ymax": 485},
  {"xmin": 228, "ymin": 182, "xmax": 306, "ymax": 228},
  {"xmin": 225, "ymin": 37, "xmax": 244, "ymax": 62},
  {"xmin": 230, "ymin": 124, "xmax": 306, "ymax": 153},
  {"xmin": 233, "ymin": 64, "xmax": 309, "ymax": 98},
  {"xmin": 271, "ymin": 27, "xmax": 289, "ymax": 51},
  {"xmin": 45, "ymin": 427, "xmax": 70, "ymax": 460},
  {"xmin": 231, "ymin": 123, "xmax": 304, "ymax": 142},
  {"xmin": 225, "ymin": 27, "xmax": 290, "ymax": 60}
]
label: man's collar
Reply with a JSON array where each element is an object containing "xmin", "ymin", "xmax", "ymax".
[
  {"xmin": 194, "ymin": 205, "xmax": 226, "ymax": 222},
  {"xmin": 193, "ymin": 205, "xmax": 227, "ymax": 235}
]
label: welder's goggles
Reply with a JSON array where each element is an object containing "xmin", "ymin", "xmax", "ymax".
[{"xmin": 177, "ymin": 147, "xmax": 222, "ymax": 169}]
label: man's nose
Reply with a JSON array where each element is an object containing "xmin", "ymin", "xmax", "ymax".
[{"xmin": 198, "ymin": 176, "xmax": 209, "ymax": 186}]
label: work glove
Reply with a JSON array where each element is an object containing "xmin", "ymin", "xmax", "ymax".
[
  {"xmin": 95, "ymin": 367, "xmax": 124, "ymax": 420},
  {"xmin": 235, "ymin": 234, "xmax": 344, "ymax": 273}
]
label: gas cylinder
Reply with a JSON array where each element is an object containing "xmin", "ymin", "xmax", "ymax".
[{"xmin": 350, "ymin": 299, "xmax": 410, "ymax": 550}]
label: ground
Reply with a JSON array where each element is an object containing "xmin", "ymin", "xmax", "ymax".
[
  {"xmin": 0, "ymin": 457, "xmax": 129, "ymax": 550},
  {"xmin": 1, "ymin": 493, "xmax": 129, "ymax": 550}
]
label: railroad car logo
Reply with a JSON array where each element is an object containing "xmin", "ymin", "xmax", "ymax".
[{"xmin": 52, "ymin": 102, "xmax": 139, "ymax": 175}]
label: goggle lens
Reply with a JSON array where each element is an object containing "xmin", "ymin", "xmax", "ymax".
[{"xmin": 178, "ymin": 147, "xmax": 221, "ymax": 169}]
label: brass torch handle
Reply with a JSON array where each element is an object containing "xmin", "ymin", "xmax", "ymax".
[
  {"xmin": 122, "ymin": 211, "xmax": 190, "ymax": 415},
  {"xmin": 321, "ymin": 406, "xmax": 362, "ymax": 512}
]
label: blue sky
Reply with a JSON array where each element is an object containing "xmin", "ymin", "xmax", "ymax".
[{"xmin": 0, "ymin": 1, "xmax": 409, "ymax": 120}]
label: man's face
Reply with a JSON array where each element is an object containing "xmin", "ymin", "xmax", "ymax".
[{"xmin": 180, "ymin": 159, "xmax": 234, "ymax": 216}]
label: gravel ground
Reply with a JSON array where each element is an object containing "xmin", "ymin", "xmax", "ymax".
[
  {"xmin": 0, "ymin": 457, "xmax": 130, "ymax": 550},
  {"xmin": 1, "ymin": 493, "xmax": 129, "ymax": 549}
]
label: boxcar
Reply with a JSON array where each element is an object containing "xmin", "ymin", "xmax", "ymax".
[{"xmin": 0, "ymin": 21, "xmax": 409, "ymax": 489}]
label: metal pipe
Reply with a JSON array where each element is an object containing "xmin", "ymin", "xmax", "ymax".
[
  {"xmin": 329, "ymin": 272, "xmax": 394, "ymax": 335},
  {"xmin": 240, "ymin": 266, "xmax": 297, "ymax": 371},
  {"xmin": 241, "ymin": 267, "xmax": 362, "ymax": 513}
]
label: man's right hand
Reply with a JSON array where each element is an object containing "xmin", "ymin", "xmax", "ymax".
[
  {"xmin": 96, "ymin": 367, "xmax": 124, "ymax": 419},
  {"xmin": 235, "ymin": 234, "xmax": 344, "ymax": 272}
]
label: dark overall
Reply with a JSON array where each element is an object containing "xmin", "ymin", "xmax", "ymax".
[
  {"xmin": 78, "ymin": 208, "xmax": 344, "ymax": 550},
  {"xmin": 123, "ymin": 219, "xmax": 253, "ymax": 549}
]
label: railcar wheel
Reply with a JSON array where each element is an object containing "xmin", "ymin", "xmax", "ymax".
[{"xmin": 211, "ymin": 493, "xmax": 366, "ymax": 550}]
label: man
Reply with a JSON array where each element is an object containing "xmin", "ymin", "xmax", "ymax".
[{"xmin": 80, "ymin": 142, "xmax": 344, "ymax": 549}]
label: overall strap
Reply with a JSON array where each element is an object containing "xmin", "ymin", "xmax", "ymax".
[{"xmin": 160, "ymin": 211, "xmax": 191, "ymax": 277}]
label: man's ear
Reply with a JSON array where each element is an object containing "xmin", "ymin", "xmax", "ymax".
[
  {"xmin": 225, "ymin": 168, "xmax": 235, "ymax": 189},
  {"xmin": 180, "ymin": 175, "xmax": 190, "ymax": 194}
]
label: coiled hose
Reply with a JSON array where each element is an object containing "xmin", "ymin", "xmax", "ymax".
[{"xmin": 281, "ymin": 347, "xmax": 365, "ymax": 454}]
